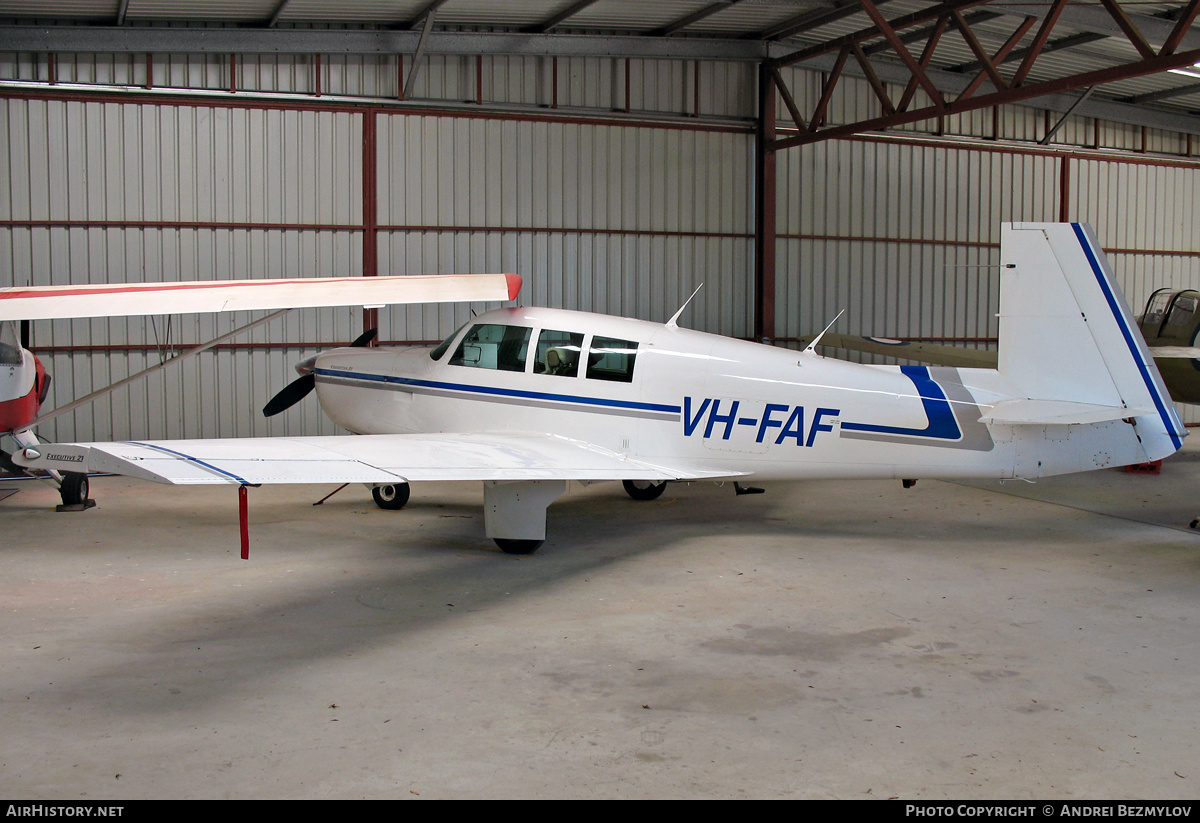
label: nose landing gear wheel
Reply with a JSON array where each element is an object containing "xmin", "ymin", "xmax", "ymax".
[
  {"xmin": 622, "ymin": 479, "xmax": 667, "ymax": 501},
  {"xmin": 371, "ymin": 482, "xmax": 410, "ymax": 510}
]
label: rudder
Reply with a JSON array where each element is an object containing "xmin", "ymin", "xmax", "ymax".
[{"xmin": 997, "ymin": 222, "xmax": 1184, "ymax": 462}]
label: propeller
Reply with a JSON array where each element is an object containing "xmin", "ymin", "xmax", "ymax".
[{"xmin": 262, "ymin": 328, "xmax": 377, "ymax": 418}]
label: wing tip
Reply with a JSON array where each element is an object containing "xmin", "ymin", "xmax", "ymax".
[{"xmin": 505, "ymin": 273, "xmax": 523, "ymax": 301}]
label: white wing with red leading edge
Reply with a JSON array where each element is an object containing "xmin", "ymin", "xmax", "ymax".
[
  {"xmin": 0, "ymin": 273, "xmax": 522, "ymax": 320},
  {"xmin": 13, "ymin": 432, "xmax": 744, "ymax": 485}
]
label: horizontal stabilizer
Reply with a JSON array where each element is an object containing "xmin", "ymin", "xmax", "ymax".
[
  {"xmin": 978, "ymin": 399, "xmax": 1151, "ymax": 426},
  {"xmin": 0, "ymin": 273, "xmax": 522, "ymax": 321}
]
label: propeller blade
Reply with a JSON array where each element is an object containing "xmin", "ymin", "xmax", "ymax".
[
  {"xmin": 262, "ymin": 329, "xmax": 375, "ymax": 417},
  {"xmin": 262, "ymin": 373, "xmax": 315, "ymax": 417},
  {"xmin": 350, "ymin": 328, "xmax": 377, "ymax": 348}
]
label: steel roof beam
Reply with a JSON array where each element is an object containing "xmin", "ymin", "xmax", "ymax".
[
  {"xmin": 944, "ymin": 31, "xmax": 1109, "ymax": 76},
  {"xmin": 1118, "ymin": 81, "xmax": 1200, "ymax": 105},
  {"xmin": 997, "ymin": 1, "xmax": 1200, "ymax": 54},
  {"xmin": 772, "ymin": 45, "xmax": 1200, "ymax": 148},
  {"xmin": 767, "ymin": 0, "xmax": 995, "ymax": 70},
  {"xmin": 753, "ymin": 0, "xmax": 900, "ymax": 42},
  {"xmin": 266, "ymin": 1, "xmax": 292, "ymax": 29},
  {"xmin": 0, "ymin": 26, "xmax": 769, "ymax": 61},
  {"xmin": 398, "ymin": 0, "xmax": 453, "ymax": 32}
]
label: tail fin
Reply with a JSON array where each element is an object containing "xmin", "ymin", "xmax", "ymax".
[{"xmin": 995, "ymin": 222, "xmax": 1184, "ymax": 461}]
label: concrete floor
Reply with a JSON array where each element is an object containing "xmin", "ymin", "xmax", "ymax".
[{"xmin": 2, "ymin": 441, "xmax": 1200, "ymax": 800}]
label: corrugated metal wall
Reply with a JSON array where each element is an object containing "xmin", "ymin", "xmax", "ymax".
[{"xmin": 2, "ymin": 51, "xmax": 1199, "ymax": 442}]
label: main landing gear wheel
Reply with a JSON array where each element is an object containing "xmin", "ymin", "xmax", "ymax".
[
  {"xmin": 371, "ymin": 482, "xmax": 410, "ymax": 510},
  {"xmin": 622, "ymin": 479, "xmax": 667, "ymax": 501},
  {"xmin": 494, "ymin": 538, "xmax": 543, "ymax": 555},
  {"xmin": 58, "ymin": 472, "xmax": 89, "ymax": 507}
]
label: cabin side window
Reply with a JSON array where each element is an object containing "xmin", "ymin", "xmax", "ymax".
[
  {"xmin": 1142, "ymin": 289, "xmax": 1173, "ymax": 330},
  {"xmin": 449, "ymin": 324, "xmax": 531, "ymax": 372},
  {"xmin": 534, "ymin": 329, "xmax": 584, "ymax": 377},
  {"xmin": 1166, "ymin": 294, "xmax": 1198, "ymax": 328},
  {"xmin": 586, "ymin": 336, "xmax": 638, "ymax": 383}
]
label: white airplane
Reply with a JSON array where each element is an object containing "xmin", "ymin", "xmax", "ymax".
[{"xmin": 10, "ymin": 223, "xmax": 1186, "ymax": 555}]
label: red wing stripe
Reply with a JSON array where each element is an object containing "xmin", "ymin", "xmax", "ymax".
[{"xmin": 0, "ymin": 278, "xmax": 365, "ymax": 300}]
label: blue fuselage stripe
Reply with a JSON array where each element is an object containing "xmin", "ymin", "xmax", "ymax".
[
  {"xmin": 315, "ymin": 368, "xmax": 682, "ymax": 415},
  {"xmin": 840, "ymin": 365, "xmax": 962, "ymax": 440},
  {"xmin": 1069, "ymin": 223, "xmax": 1183, "ymax": 450}
]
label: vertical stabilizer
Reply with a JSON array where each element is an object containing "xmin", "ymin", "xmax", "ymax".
[{"xmin": 998, "ymin": 223, "xmax": 1184, "ymax": 460}]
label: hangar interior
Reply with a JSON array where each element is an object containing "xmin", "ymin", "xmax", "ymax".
[{"xmin": 3, "ymin": 0, "xmax": 1200, "ymax": 800}]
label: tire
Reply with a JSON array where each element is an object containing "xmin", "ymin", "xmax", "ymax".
[
  {"xmin": 494, "ymin": 538, "xmax": 543, "ymax": 555},
  {"xmin": 59, "ymin": 472, "xmax": 89, "ymax": 507},
  {"xmin": 622, "ymin": 479, "xmax": 667, "ymax": 501},
  {"xmin": 371, "ymin": 482, "xmax": 410, "ymax": 510}
]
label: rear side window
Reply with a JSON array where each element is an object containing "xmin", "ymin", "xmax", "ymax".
[
  {"xmin": 449, "ymin": 324, "xmax": 531, "ymax": 372},
  {"xmin": 1166, "ymin": 294, "xmax": 1198, "ymax": 328},
  {"xmin": 586, "ymin": 336, "xmax": 638, "ymax": 383},
  {"xmin": 534, "ymin": 329, "xmax": 584, "ymax": 377}
]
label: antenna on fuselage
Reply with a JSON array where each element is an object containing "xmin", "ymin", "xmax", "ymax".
[
  {"xmin": 666, "ymin": 284, "xmax": 703, "ymax": 328},
  {"xmin": 803, "ymin": 310, "xmax": 845, "ymax": 355}
]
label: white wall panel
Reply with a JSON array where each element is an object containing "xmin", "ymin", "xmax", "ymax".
[
  {"xmin": 1, "ymin": 98, "xmax": 366, "ymax": 442},
  {"xmin": 1071, "ymin": 158, "xmax": 1200, "ymax": 310},
  {"xmin": 775, "ymin": 138, "xmax": 1061, "ymax": 351},
  {"xmin": 375, "ymin": 113, "xmax": 754, "ymax": 342}
]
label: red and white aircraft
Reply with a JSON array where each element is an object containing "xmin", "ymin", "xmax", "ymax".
[{"xmin": 7, "ymin": 224, "xmax": 1186, "ymax": 555}]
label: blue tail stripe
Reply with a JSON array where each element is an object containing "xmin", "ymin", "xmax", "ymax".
[{"xmin": 1069, "ymin": 224, "xmax": 1183, "ymax": 450}]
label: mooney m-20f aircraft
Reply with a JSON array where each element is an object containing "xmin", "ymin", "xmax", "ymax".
[{"xmin": 9, "ymin": 223, "xmax": 1186, "ymax": 555}]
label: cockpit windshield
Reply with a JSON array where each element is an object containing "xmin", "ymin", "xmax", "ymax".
[
  {"xmin": 449, "ymin": 323, "xmax": 532, "ymax": 372},
  {"xmin": 429, "ymin": 322, "xmax": 468, "ymax": 361}
]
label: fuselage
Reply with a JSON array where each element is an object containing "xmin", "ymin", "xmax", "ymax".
[
  {"xmin": 0, "ymin": 321, "xmax": 46, "ymax": 435},
  {"xmin": 308, "ymin": 306, "xmax": 1138, "ymax": 483}
]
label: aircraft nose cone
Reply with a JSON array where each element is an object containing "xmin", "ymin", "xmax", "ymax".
[{"xmin": 294, "ymin": 353, "xmax": 320, "ymax": 376}]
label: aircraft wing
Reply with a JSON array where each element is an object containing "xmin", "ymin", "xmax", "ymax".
[
  {"xmin": 13, "ymin": 433, "xmax": 743, "ymax": 485},
  {"xmin": 0, "ymin": 273, "xmax": 522, "ymax": 320}
]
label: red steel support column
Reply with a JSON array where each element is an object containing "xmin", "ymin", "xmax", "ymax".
[
  {"xmin": 362, "ymin": 110, "xmax": 379, "ymax": 338},
  {"xmin": 1059, "ymin": 155, "xmax": 1071, "ymax": 222}
]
